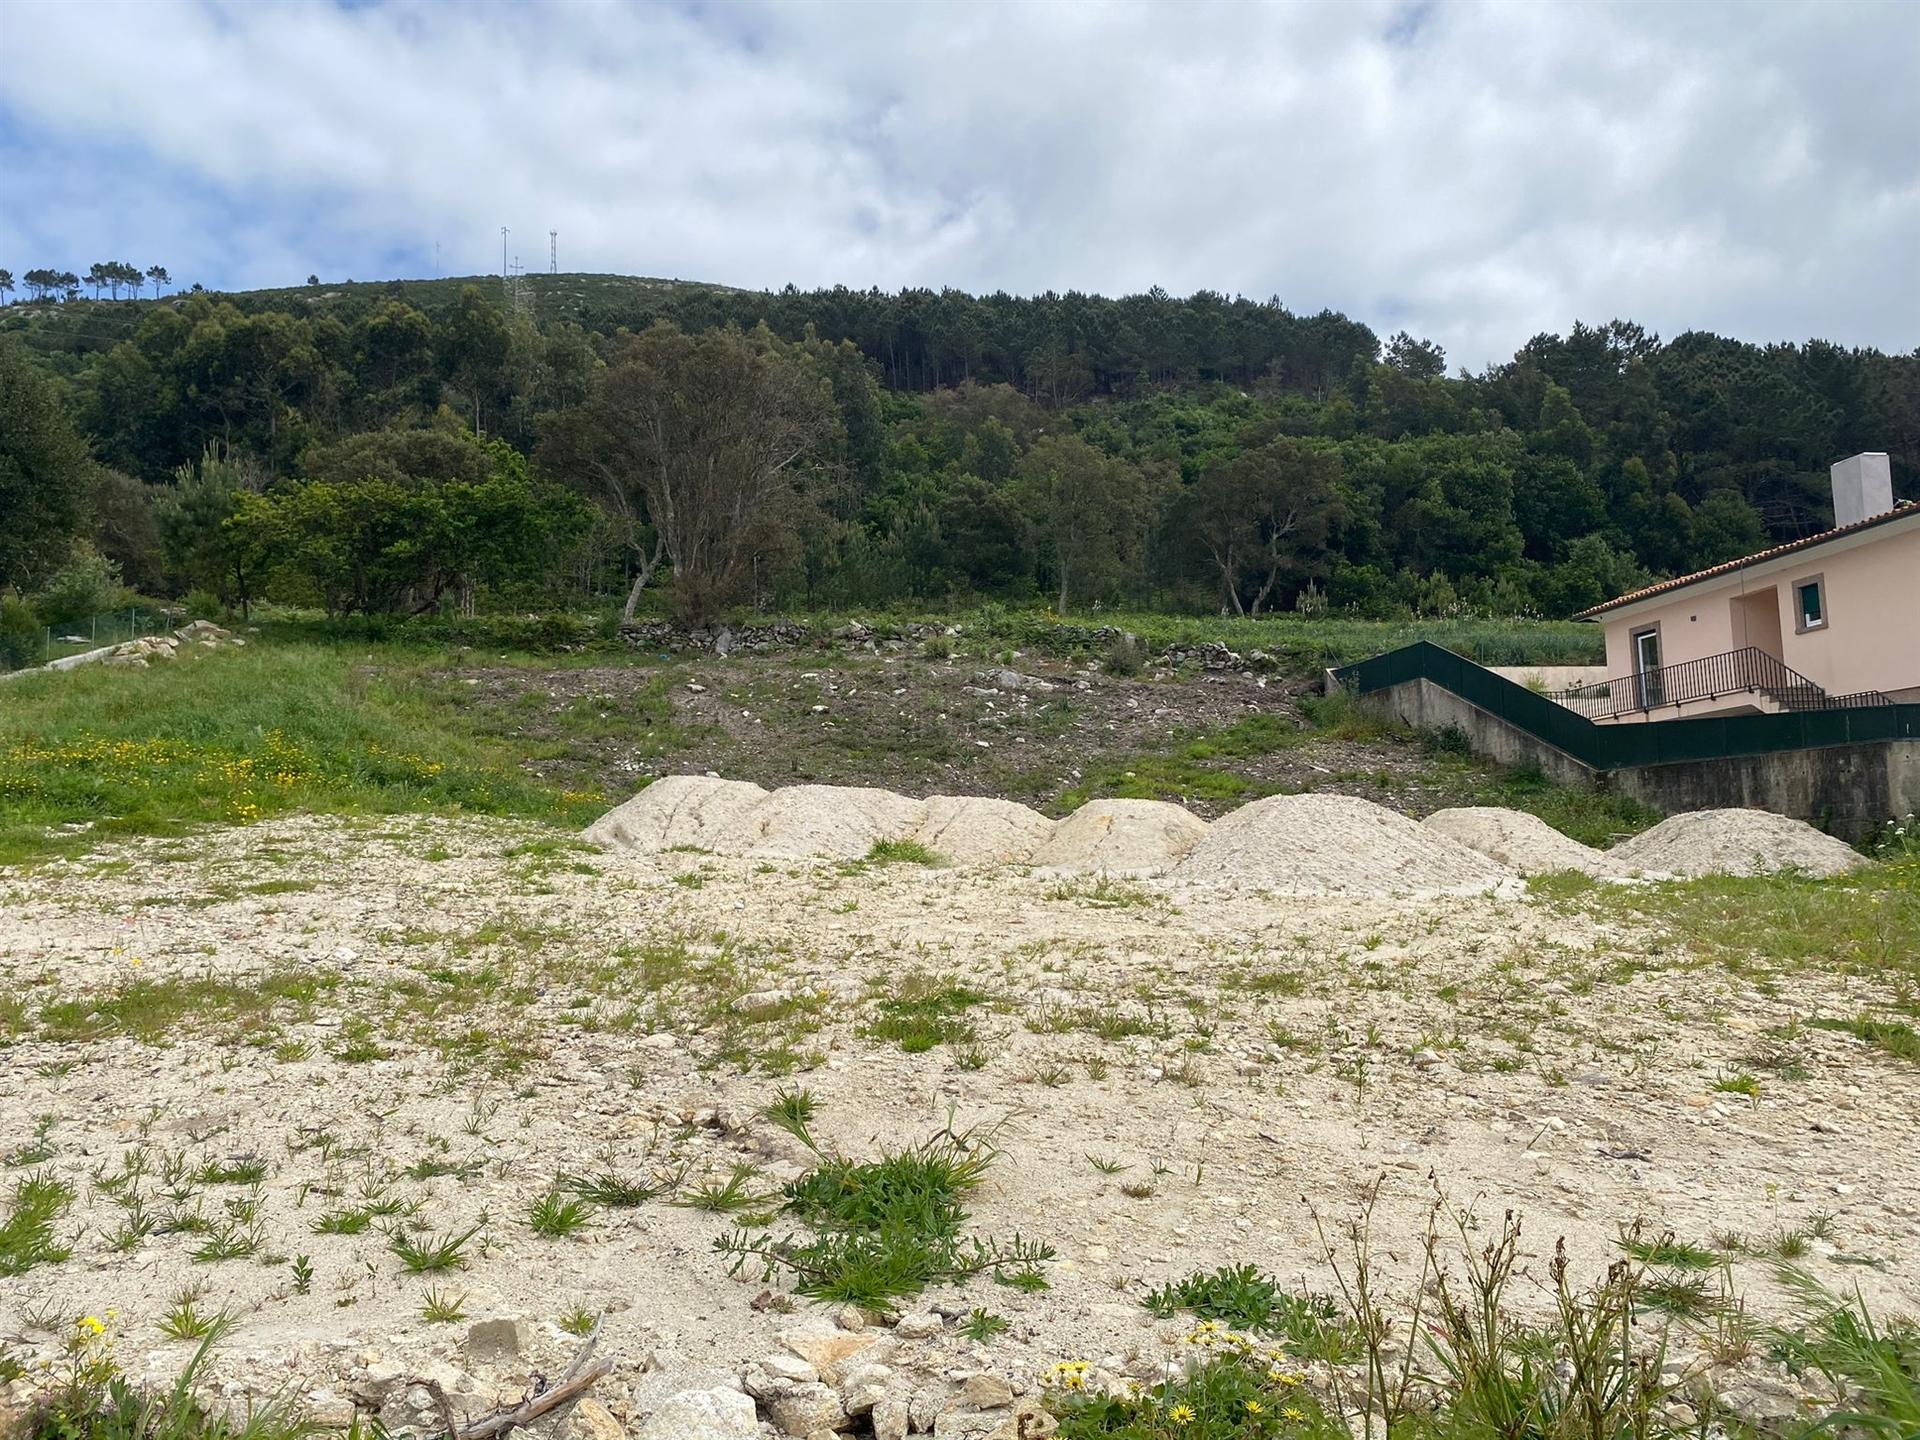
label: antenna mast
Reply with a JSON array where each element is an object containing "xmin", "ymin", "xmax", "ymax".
[{"xmin": 549, "ymin": 231, "xmax": 558, "ymax": 274}]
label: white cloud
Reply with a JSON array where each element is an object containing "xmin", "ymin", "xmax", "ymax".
[{"xmin": 1, "ymin": 0, "xmax": 1915, "ymax": 366}]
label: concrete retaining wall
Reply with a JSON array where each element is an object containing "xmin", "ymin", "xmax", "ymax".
[
  {"xmin": 1371, "ymin": 678, "xmax": 1594, "ymax": 785},
  {"xmin": 1364, "ymin": 677, "xmax": 1917, "ymax": 841},
  {"xmin": 1612, "ymin": 743, "xmax": 1920, "ymax": 840}
]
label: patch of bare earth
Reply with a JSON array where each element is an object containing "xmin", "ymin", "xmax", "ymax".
[
  {"xmin": 1, "ymin": 816, "xmax": 1914, "ymax": 1434},
  {"xmin": 429, "ymin": 650, "xmax": 1484, "ymax": 816}
]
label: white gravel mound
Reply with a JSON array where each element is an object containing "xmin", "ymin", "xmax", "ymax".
[
  {"xmin": 711, "ymin": 784, "xmax": 928, "ymax": 861},
  {"xmin": 1422, "ymin": 807, "xmax": 1619, "ymax": 877},
  {"xmin": 1609, "ymin": 808, "xmax": 1864, "ymax": 878},
  {"xmin": 1176, "ymin": 793, "xmax": 1515, "ymax": 895},
  {"xmin": 914, "ymin": 795, "xmax": 1055, "ymax": 866},
  {"xmin": 1032, "ymin": 798, "xmax": 1208, "ymax": 875},
  {"xmin": 584, "ymin": 776, "xmax": 771, "ymax": 853}
]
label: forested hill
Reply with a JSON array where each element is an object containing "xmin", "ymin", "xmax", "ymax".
[{"xmin": 2, "ymin": 271, "xmax": 1916, "ymax": 629}]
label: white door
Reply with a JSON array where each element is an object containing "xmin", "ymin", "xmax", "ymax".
[{"xmin": 1634, "ymin": 629, "xmax": 1662, "ymax": 709}]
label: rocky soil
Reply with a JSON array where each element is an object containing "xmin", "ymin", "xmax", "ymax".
[
  {"xmin": 432, "ymin": 644, "xmax": 1513, "ymax": 822},
  {"xmin": 1, "ymin": 815, "xmax": 1914, "ymax": 1437}
]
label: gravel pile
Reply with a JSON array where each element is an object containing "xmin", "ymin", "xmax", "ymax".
[
  {"xmin": 1422, "ymin": 807, "xmax": 1622, "ymax": 877},
  {"xmin": 1609, "ymin": 808, "xmax": 1864, "ymax": 878},
  {"xmin": 583, "ymin": 775, "xmax": 771, "ymax": 852},
  {"xmin": 1176, "ymin": 793, "xmax": 1515, "ymax": 895},
  {"xmin": 1031, "ymin": 798, "xmax": 1208, "ymax": 875},
  {"xmin": 711, "ymin": 784, "xmax": 928, "ymax": 861},
  {"xmin": 914, "ymin": 796, "xmax": 1056, "ymax": 866},
  {"xmin": 588, "ymin": 780, "xmax": 1870, "ymax": 883}
]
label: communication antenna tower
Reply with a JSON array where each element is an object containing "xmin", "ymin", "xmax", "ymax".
[
  {"xmin": 549, "ymin": 231, "xmax": 558, "ymax": 274},
  {"xmin": 500, "ymin": 227, "xmax": 510, "ymax": 298}
]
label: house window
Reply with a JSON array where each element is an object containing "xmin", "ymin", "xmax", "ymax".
[{"xmin": 1794, "ymin": 576, "xmax": 1827, "ymax": 633}]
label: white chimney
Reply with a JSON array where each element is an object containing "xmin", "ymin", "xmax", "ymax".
[{"xmin": 1831, "ymin": 451, "xmax": 1894, "ymax": 529}]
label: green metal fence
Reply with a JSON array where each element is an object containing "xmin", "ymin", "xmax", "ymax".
[{"xmin": 1333, "ymin": 642, "xmax": 1920, "ymax": 772}]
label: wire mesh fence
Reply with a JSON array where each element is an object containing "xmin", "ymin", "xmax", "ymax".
[{"xmin": 1, "ymin": 606, "xmax": 184, "ymax": 673}]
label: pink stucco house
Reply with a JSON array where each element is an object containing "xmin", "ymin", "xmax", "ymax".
[{"xmin": 1567, "ymin": 452, "xmax": 1917, "ymax": 721}]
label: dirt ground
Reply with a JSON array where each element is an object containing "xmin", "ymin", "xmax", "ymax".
[
  {"xmin": 2, "ymin": 814, "xmax": 1914, "ymax": 1434},
  {"xmin": 429, "ymin": 646, "xmax": 1503, "ymax": 820}
]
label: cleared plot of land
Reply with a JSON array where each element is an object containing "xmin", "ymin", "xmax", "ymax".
[{"xmin": 1, "ymin": 815, "xmax": 1914, "ymax": 1434}]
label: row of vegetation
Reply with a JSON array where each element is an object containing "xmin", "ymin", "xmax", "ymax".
[{"xmin": 4, "ymin": 273, "xmax": 1913, "ymax": 651}]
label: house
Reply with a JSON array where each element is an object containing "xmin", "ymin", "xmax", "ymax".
[{"xmin": 1565, "ymin": 452, "xmax": 1917, "ymax": 721}]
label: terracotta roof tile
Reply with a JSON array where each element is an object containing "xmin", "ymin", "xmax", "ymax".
[{"xmin": 1573, "ymin": 501, "xmax": 1920, "ymax": 620}]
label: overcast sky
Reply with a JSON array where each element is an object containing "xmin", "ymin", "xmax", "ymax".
[{"xmin": 2, "ymin": 0, "xmax": 1916, "ymax": 368}]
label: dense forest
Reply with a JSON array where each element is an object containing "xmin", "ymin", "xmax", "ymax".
[{"xmin": 2, "ymin": 271, "xmax": 1916, "ymax": 656}]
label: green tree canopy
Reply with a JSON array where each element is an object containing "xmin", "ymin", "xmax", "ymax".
[{"xmin": 0, "ymin": 339, "xmax": 92, "ymax": 593}]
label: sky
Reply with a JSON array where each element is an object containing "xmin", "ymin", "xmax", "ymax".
[{"xmin": 1, "ymin": 0, "xmax": 1916, "ymax": 369}]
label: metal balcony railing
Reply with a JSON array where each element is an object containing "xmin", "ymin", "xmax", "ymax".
[{"xmin": 1547, "ymin": 646, "xmax": 1893, "ymax": 721}]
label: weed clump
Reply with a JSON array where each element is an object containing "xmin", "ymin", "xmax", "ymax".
[
  {"xmin": 863, "ymin": 981, "xmax": 987, "ymax": 1053},
  {"xmin": 1143, "ymin": 1265, "xmax": 1355, "ymax": 1362},
  {"xmin": 717, "ymin": 1104, "xmax": 1051, "ymax": 1309},
  {"xmin": 0, "ymin": 1171, "xmax": 74, "ymax": 1277},
  {"xmin": 862, "ymin": 838, "xmax": 946, "ymax": 866}
]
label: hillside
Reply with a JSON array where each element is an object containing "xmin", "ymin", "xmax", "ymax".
[{"xmin": 2, "ymin": 269, "xmax": 1916, "ymax": 638}]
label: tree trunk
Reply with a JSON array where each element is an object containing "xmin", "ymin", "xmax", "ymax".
[{"xmin": 619, "ymin": 534, "xmax": 667, "ymax": 625}]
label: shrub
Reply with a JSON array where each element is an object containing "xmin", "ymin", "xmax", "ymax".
[
  {"xmin": 0, "ymin": 595, "xmax": 41, "ymax": 671},
  {"xmin": 1103, "ymin": 632, "xmax": 1148, "ymax": 676},
  {"xmin": 31, "ymin": 546, "xmax": 132, "ymax": 628}
]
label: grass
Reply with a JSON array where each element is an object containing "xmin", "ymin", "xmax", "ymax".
[
  {"xmin": 925, "ymin": 606, "xmax": 1601, "ymax": 671},
  {"xmin": 0, "ymin": 1171, "xmax": 74, "ymax": 1277},
  {"xmin": 863, "ymin": 981, "xmax": 987, "ymax": 1053},
  {"xmin": 158, "ymin": 1286, "xmax": 223, "ymax": 1341},
  {"xmin": 716, "ymin": 1113, "xmax": 1053, "ymax": 1308},
  {"xmin": 560, "ymin": 1167, "xmax": 672, "ymax": 1207},
  {"xmin": 862, "ymin": 838, "xmax": 945, "ymax": 866},
  {"xmin": 527, "ymin": 1191, "xmax": 594, "ymax": 1238},
  {"xmin": 10, "ymin": 1315, "xmax": 311, "ymax": 1440},
  {"xmin": 33, "ymin": 972, "xmax": 336, "ymax": 1046},
  {"xmin": 388, "ymin": 1223, "xmax": 480, "ymax": 1273},
  {"xmin": 0, "ymin": 642, "xmax": 599, "ymax": 864},
  {"xmin": 1143, "ymin": 1266, "xmax": 1356, "ymax": 1362},
  {"xmin": 766, "ymin": 1086, "xmax": 819, "ymax": 1149},
  {"xmin": 1621, "ymin": 1231, "xmax": 1721, "ymax": 1270},
  {"xmin": 1772, "ymin": 1266, "xmax": 1920, "ymax": 1437},
  {"xmin": 420, "ymin": 1287, "xmax": 467, "ymax": 1324},
  {"xmin": 0, "ymin": 614, "xmax": 1606, "ymax": 871},
  {"xmin": 1584, "ymin": 858, "xmax": 1920, "ymax": 990},
  {"xmin": 1053, "ymin": 706, "xmax": 1385, "ymax": 812},
  {"xmin": 676, "ymin": 1163, "xmax": 774, "ymax": 1214},
  {"xmin": 1810, "ymin": 1014, "xmax": 1920, "ymax": 1063},
  {"xmin": 1460, "ymin": 758, "xmax": 1661, "ymax": 849}
]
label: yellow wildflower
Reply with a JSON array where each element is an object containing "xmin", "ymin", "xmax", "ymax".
[
  {"xmin": 1283, "ymin": 1406, "xmax": 1306, "ymax": 1421},
  {"xmin": 1245, "ymin": 1398, "xmax": 1264, "ymax": 1415},
  {"xmin": 1168, "ymin": 1403, "xmax": 1196, "ymax": 1424}
]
